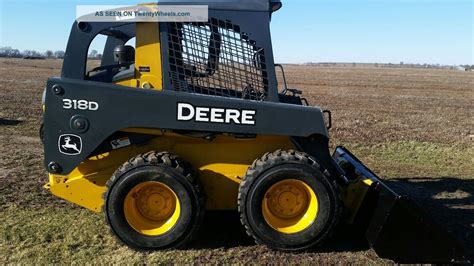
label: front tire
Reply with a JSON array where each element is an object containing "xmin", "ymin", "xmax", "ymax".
[
  {"xmin": 238, "ymin": 150, "xmax": 342, "ymax": 251},
  {"xmin": 103, "ymin": 151, "xmax": 204, "ymax": 250}
]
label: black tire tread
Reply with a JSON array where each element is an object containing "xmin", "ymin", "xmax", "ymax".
[
  {"xmin": 238, "ymin": 149, "xmax": 342, "ymax": 251},
  {"xmin": 102, "ymin": 151, "xmax": 205, "ymax": 249}
]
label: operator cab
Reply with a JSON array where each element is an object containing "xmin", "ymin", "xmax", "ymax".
[{"xmin": 64, "ymin": 0, "xmax": 303, "ymax": 103}]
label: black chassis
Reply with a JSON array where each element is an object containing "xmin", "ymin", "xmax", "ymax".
[{"xmin": 43, "ymin": 78, "xmax": 337, "ymax": 176}]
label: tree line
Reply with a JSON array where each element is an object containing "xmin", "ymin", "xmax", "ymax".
[{"xmin": 0, "ymin": 46, "xmax": 102, "ymax": 59}]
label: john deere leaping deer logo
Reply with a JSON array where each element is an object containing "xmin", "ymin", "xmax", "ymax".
[{"xmin": 58, "ymin": 134, "xmax": 82, "ymax": 155}]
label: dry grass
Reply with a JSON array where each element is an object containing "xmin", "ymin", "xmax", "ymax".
[{"xmin": 0, "ymin": 58, "xmax": 473, "ymax": 263}]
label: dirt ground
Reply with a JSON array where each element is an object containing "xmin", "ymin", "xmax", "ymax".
[{"xmin": 0, "ymin": 58, "xmax": 472, "ymax": 263}]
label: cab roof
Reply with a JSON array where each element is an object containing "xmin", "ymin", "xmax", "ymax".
[{"xmin": 154, "ymin": 0, "xmax": 282, "ymax": 12}]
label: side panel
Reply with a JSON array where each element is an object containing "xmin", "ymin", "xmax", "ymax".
[
  {"xmin": 44, "ymin": 77, "xmax": 328, "ymax": 174},
  {"xmin": 47, "ymin": 134, "xmax": 294, "ymax": 211}
]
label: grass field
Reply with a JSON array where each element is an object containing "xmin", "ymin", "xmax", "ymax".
[{"xmin": 1, "ymin": 58, "xmax": 472, "ymax": 263}]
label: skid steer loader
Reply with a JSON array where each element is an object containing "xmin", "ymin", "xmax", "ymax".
[{"xmin": 41, "ymin": 0, "xmax": 467, "ymax": 263}]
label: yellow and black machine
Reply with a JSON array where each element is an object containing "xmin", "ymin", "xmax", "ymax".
[{"xmin": 41, "ymin": 0, "xmax": 467, "ymax": 263}]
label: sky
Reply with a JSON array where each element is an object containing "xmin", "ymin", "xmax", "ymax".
[{"xmin": 0, "ymin": 0, "xmax": 472, "ymax": 65}]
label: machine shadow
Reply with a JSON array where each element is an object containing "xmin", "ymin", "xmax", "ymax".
[
  {"xmin": 192, "ymin": 210, "xmax": 369, "ymax": 251},
  {"xmin": 191, "ymin": 176, "xmax": 473, "ymax": 260},
  {"xmin": 192, "ymin": 211, "xmax": 254, "ymax": 248},
  {"xmin": 385, "ymin": 177, "xmax": 474, "ymax": 261},
  {"xmin": 0, "ymin": 118, "xmax": 22, "ymax": 126}
]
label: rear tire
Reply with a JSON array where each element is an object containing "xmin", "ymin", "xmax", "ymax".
[
  {"xmin": 238, "ymin": 150, "xmax": 342, "ymax": 251},
  {"xmin": 103, "ymin": 151, "xmax": 204, "ymax": 250}
]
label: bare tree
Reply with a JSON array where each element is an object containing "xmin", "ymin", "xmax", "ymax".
[
  {"xmin": 22, "ymin": 50, "xmax": 43, "ymax": 58},
  {"xmin": 54, "ymin": 50, "xmax": 65, "ymax": 58},
  {"xmin": 0, "ymin": 47, "xmax": 21, "ymax": 58},
  {"xmin": 0, "ymin": 47, "xmax": 7, "ymax": 56},
  {"xmin": 23, "ymin": 50, "xmax": 32, "ymax": 57},
  {"xmin": 31, "ymin": 50, "xmax": 42, "ymax": 57},
  {"xmin": 0, "ymin": 47, "xmax": 57, "ymax": 58},
  {"xmin": 88, "ymin": 49, "xmax": 98, "ymax": 59},
  {"xmin": 45, "ymin": 50, "xmax": 54, "ymax": 58}
]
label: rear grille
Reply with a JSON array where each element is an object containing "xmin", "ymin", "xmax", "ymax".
[{"xmin": 167, "ymin": 18, "xmax": 268, "ymax": 101}]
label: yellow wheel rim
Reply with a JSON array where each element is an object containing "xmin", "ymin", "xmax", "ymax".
[
  {"xmin": 262, "ymin": 179, "xmax": 318, "ymax": 234},
  {"xmin": 124, "ymin": 181, "xmax": 180, "ymax": 236}
]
